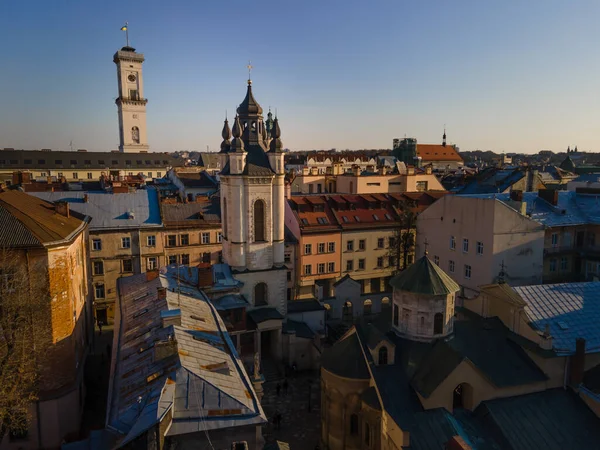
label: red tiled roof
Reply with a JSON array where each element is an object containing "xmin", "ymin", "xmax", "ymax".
[{"xmin": 416, "ymin": 144, "xmax": 463, "ymax": 162}]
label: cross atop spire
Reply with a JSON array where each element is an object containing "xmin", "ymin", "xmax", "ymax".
[{"xmin": 246, "ymin": 60, "xmax": 253, "ymax": 84}]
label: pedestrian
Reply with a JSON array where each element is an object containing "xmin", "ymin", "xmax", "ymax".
[
  {"xmin": 276, "ymin": 382, "xmax": 281, "ymax": 396},
  {"xmin": 283, "ymin": 378, "xmax": 289, "ymax": 396},
  {"xmin": 98, "ymin": 320, "xmax": 103, "ymax": 335}
]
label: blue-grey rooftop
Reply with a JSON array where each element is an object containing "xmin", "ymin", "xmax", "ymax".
[
  {"xmin": 461, "ymin": 191, "xmax": 600, "ymax": 227},
  {"xmin": 514, "ymin": 282, "xmax": 600, "ymax": 355},
  {"xmin": 30, "ymin": 189, "xmax": 162, "ymax": 230},
  {"xmin": 457, "ymin": 168, "xmax": 525, "ymax": 195}
]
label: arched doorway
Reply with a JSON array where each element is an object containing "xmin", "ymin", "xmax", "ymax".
[
  {"xmin": 453, "ymin": 383, "xmax": 473, "ymax": 410},
  {"xmin": 254, "ymin": 282, "xmax": 268, "ymax": 306},
  {"xmin": 343, "ymin": 301, "xmax": 353, "ymax": 322},
  {"xmin": 363, "ymin": 299, "xmax": 372, "ymax": 315}
]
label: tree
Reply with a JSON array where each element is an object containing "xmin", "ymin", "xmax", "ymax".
[
  {"xmin": 387, "ymin": 208, "xmax": 416, "ymax": 276},
  {"xmin": 0, "ymin": 248, "xmax": 51, "ymax": 441}
]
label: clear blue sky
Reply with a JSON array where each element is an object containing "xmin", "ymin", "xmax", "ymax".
[{"xmin": 1, "ymin": 0, "xmax": 599, "ymax": 153}]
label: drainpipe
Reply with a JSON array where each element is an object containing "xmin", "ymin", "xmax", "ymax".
[{"xmin": 563, "ymin": 356, "xmax": 569, "ymax": 389}]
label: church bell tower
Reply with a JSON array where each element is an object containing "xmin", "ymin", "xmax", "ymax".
[{"xmin": 114, "ymin": 46, "xmax": 149, "ymax": 153}]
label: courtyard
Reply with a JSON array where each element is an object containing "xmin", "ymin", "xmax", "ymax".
[{"xmin": 261, "ymin": 371, "xmax": 322, "ymax": 450}]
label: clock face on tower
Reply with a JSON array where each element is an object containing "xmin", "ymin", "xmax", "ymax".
[{"xmin": 128, "ymin": 73, "xmax": 137, "ymax": 82}]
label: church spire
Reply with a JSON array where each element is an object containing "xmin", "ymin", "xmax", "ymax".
[
  {"xmin": 442, "ymin": 127, "xmax": 447, "ymax": 147},
  {"xmin": 219, "ymin": 117, "xmax": 232, "ymax": 153},
  {"xmin": 269, "ymin": 117, "xmax": 283, "ymax": 153}
]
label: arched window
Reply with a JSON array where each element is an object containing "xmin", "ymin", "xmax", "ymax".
[
  {"xmin": 254, "ymin": 200, "xmax": 265, "ymax": 242},
  {"xmin": 363, "ymin": 299, "xmax": 372, "ymax": 315},
  {"xmin": 381, "ymin": 297, "xmax": 390, "ymax": 308},
  {"xmin": 434, "ymin": 313, "xmax": 444, "ymax": 334},
  {"xmin": 131, "ymin": 126, "xmax": 140, "ymax": 144},
  {"xmin": 254, "ymin": 282, "xmax": 268, "ymax": 306},
  {"xmin": 378, "ymin": 346, "xmax": 388, "ymax": 365},
  {"xmin": 223, "ymin": 198, "xmax": 228, "ymax": 238},
  {"xmin": 343, "ymin": 301, "xmax": 353, "ymax": 322},
  {"xmin": 350, "ymin": 414, "xmax": 359, "ymax": 435},
  {"xmin": 364, "ymin": 423, "xmax": 370, "ymax": 445}
]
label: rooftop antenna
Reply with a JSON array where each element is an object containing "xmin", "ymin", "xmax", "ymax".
[{"xmin": 70, "ymin": 140, "xmax": 73, "ymax": 152}]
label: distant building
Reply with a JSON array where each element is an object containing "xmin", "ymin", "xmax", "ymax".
[
  {"xmin": 290, "ymin": 164, "xmax": 444, "ymax": 195},
  {"xmin": 392, "ymin": 134, "xmax": 463, "ymax": 171},
  {"xmin": 0, "ymin": 190, "xmax": 91, "ymax": 448},
  {"xmin": 0, "ymin": 149, "xmax": 183, "ymax": 184}
]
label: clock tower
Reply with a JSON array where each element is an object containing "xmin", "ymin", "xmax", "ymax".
[{"xmin": 114, "ymin": 46, "xmax": 149, "ymax": 153}]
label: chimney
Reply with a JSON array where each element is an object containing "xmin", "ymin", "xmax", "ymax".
[
  {"xmin": 570, "ymin": 337, "xmax": 586, "ymax": 385},
  {"xmin": 352, "ymin": 165, "xmax": 360, "ymax": 176},
  {"xmin": 55, "ymin": 201, "xmax": 70, "ymax": 218},
  {"xmin": 83, "ymin": 193, "xmax": 89, "ymax": 203},
  {"xmin": 510, "ymin": 190, "xmax": 523, "ymax": 201},
  {"xmin": 378, "ymin": 166, "xmax": 385, "ymax": 175},
  {"xmin": 146, "ymin": 269, "xmax": 160, "ymax": 282},
  {"xmin": 154, "ymin": 334, "xmax": 178, "ymax": 361},
  {"xmin": 538, "ymin": 188, "xmax": 559, "ymax": 206},
  {"xmin": 160, "ymin": 309, "xmax": 182, "ymax": 328},
  {"xmin": 157, "ymin": 286, "xmax": 167, "ymax": 300},
  {"xmin": 302, "ymin": 167, "xmax": 309, "ymax": 176},
  {"xmin": 425, "ymin": 166, "xmax": 432, "ymax": 175}
]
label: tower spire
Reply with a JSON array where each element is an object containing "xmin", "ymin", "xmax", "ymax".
[{"xmin": 442, "ymin": 125, "xmax": 447, "ymax": 147}]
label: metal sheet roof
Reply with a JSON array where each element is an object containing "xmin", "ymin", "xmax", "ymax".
[
  {"xmin": 31, "ymin": 189, "xmax": 162, "ymax": 230},
  {"xmin": 514, "ymin": 282, "xmax": 600, "ymax": 355},
  {"xmin": 109, "ymin": 267, "xmax": 266, "ymax": 447}
]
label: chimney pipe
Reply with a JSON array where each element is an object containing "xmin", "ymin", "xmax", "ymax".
[
  {"xmin": 569, "ymin": 337, "xmax": 586, "ymax": 386},
  {"xmin": 157, "ymin": 286, "xmax": 167, "ymax": 300},
  {"xmin": 83, "ymin": 193, "xmax": 89, "ymax": 203}
]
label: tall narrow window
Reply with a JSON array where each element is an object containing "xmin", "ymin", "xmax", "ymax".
[
  {"xmin": 131, "ymin": 126, "xmax": 140, "ymax": 144},
  {"xmin": 393, "ymin": 304, "xmax": 399, "ymax": 326},
  {"xmin": 254, "ymin": 200, "xmax": 265, "ymax": 242},
  {"xmin": 254, "ymin": 282, "xmax": 268, "ymax": 306},
  {"xmin": 350, "ymin": 414, "xmax": 359, "ymax": 435},
  {"xmin": 434, "ymin": 313, "xmax": 444, "ymax": 334}
]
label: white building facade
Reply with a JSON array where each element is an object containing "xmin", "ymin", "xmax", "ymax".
[{"xmin": 114, "ymin": 45, "xmax": 149, "ymax": 152}]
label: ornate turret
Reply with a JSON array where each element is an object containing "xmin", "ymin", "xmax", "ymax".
[
  {"xmin": 269, "ymin": 118, "xmax": 283, "ymax": 153},
  {"xmin": 265, "ymin": 109, "xmax": 274, "ymax": 138},
  {"xmin": 231, "ymin": 115, "xmax": 245, "ymax": 153},
  {"xmin": 220, "ymin": 117, "xmax": 231, "ymax": 153}
]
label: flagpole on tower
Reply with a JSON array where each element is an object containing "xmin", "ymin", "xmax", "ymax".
[{"xmin": 121, "ymin": 22, "xmax": 129, "ymax": 47}]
